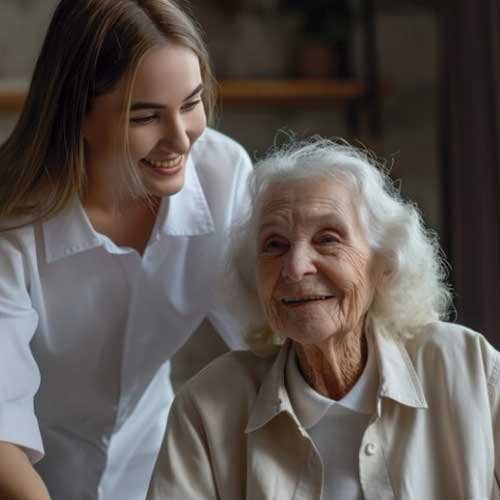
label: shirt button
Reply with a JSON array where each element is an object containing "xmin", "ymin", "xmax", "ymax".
[{"xmin": 365, "ymin": 443, "xmax": 377, "ymax": 456}]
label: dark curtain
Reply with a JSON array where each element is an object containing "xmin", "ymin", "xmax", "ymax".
[{"xmin": 441, "ymin": 0, "xmax": 500, "ymax": 345}]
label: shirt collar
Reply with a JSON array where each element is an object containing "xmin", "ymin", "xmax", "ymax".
[
  {"xmin": 42, "ymin": 155, "xmax": 215, "ymax": 263},
  {"xmin": 286, "ymin": 334, "xmax": 378, "ymax": 430},
  {"xmin": 43, "ymin": 197, "xmax": 102, "ymax": 263},
  {"xmin": 245, "ymin": 324, "xmax": 427, "ymax": 434},
  {"xmin": 160, "ymin": 154, "xmax": 215, "ymax": 236}
]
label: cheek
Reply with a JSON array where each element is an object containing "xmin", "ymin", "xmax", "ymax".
[
  {"xmin": 256, "ymin": 260, "xmax": 281, "ymax": 317},
  {"xmin": 85, "ymin": 124, "xmax": 119, "ymax": 160},
  {"xmin": 256, "ymin": 263, "xmax": 271, "ymax": 305},
  {"xmin": 128, "ymin": 129, "xmax": 161, "ymax": 159},
  {"xmin": 329, "ymin": 248, "xmax": 370, "ymax": 288},
  {"xmin": 340, "ymin": 260, "xmax": 376, "ymax": 317},
  {"xmin": 187, "ymin": 106, "xmax": 207, "ymax": 142}
]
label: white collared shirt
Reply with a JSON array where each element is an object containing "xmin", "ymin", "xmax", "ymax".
[
  {"xmin": 286, "ymin": 341, "xmax": 378, "ymax": 500},
  {"xmin": 0, "ymin": 128, "xmax": 253, "ymax": 500}
]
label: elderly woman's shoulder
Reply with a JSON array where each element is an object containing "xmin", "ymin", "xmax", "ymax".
[
  {"xmin": 174, "ymin": 350, "xmax": 277, "ymax": 405},
  {"xmin": 404, "ymin": 321, "xmax": 500, "ymax": 376}
]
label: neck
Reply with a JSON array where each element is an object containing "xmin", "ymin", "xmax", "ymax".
[
  {"xmin": 82, "ymin": 177, "xmax": 160, "ymax": 214},
  {"xmin": 82, "ymin": 194, "xmax": 159, "ymax": 215},
  {"xmin": 294, "ymin": 326, "xmax": 367, "ymax": 400}
]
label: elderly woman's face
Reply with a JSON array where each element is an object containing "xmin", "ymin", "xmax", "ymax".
[{"xmin": 256, "ymin": 177, "xmax": 383, "ymax": 346}]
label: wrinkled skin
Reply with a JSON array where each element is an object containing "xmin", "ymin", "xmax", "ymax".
[{"xmin": 256, "ymin": 177, "xmax": 386, "ymax": 399}]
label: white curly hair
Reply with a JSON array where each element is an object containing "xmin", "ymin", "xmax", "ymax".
[{"xmin": 227, "ymin": 137, "xmax": 453, "ymax": 350}]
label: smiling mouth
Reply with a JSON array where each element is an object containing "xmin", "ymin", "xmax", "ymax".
[
  {"xmin": 143, "ymin": 155, "xmax": 184, "ymax": 170},
  {"xmin": 281, "ymin": 294, "xmax": 335, "ymax": 305}
]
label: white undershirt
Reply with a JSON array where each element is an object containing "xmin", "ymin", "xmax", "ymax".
[{"xmin": 285, "ymin": 338, "xmax": 378, "ymax": 500}]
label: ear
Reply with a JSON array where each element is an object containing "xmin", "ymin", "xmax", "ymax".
[
  {"xmin": 372, "ymin": 254, "xmax": 393, "ymax": 292},
  {"xmin": 379, "ymin": 267, "xmax": 393, "ymax": 287}
]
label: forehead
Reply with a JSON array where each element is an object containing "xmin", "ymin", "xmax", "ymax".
[
  {"xmin": 90, "ymin": 43, "xmax": 201, "ymax": 113},
  {"xmin": 131, "ymin": 43, "xmax": 201, "ymax": 102},
  {"xmin": 258, "ymin": 177, "xmax": 360, "ymax": 228}
]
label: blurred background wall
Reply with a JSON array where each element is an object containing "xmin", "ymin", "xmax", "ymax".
[{"xmin": 0, "ymin": 0, "xmax": 498, "ymax": 387}]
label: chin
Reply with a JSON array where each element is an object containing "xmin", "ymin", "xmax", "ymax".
[
  {"xmin": 283, "ymin": 324, "xmax": 338, "ymax": 346},
  {"xmin": 147, "ymin": 176, "xmax": 186, "ymax": 198}
]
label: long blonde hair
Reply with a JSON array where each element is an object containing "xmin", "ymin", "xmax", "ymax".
[{"xmin": 0, "ymin": 0, "xmax": 216, "ymax": 227}]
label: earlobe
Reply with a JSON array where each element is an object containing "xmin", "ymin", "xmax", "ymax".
[
  {"xmin": 382, "ymin": 267, "xmax": 393, "ymax": 282},
  {"xmin": 372, "ymin": 255, "xmax": 393, "ymax": 291},
  {"xmin": 377, "ymin": 265, "xmax": 393, "ymax": 292}
]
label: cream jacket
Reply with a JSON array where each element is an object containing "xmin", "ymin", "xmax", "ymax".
[{"xmin": 148, "ymin": 322, "xmax": 500, "ymax": 500}]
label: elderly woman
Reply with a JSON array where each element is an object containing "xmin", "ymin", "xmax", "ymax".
[{"xmin": 148, "ymin": 139, "xmax": 500, "ymax": 500}]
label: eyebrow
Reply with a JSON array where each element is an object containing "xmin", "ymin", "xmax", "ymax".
[{"xmin": 130, "ymin": 83, "xmax": 204, "ymax": 112}]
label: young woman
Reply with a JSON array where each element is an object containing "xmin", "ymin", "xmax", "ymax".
[{"xmin": 0, "ymin": 1, "xmax": 253, "ymax": 499}]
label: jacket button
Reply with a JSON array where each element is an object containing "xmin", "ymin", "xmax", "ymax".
[{"xmin": 365, "ymin": 443, "xmax": 377, "ymax": 456}]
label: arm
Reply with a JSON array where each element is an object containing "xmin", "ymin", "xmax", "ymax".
[
  {"xmin": 147, "ymin": 392, "xmax": 218, "ymax": 500},
  {"xmin": 0, "ymin": 232, "xmax": 45, "ymax": 489},
  {"xmin": 0, "ymin": 442, "xmax": 50, "ymax": 500}
]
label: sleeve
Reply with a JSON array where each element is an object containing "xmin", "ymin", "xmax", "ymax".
[
  {"xmin": 207, "ymin": 144, "xmax": 264, "ymax": 350},
  {"xmin": 0, "ymin": 234, "xmax": 43, "ymax": 463},
  {"xmin": 491, "ymin": 372, "xmax": 500, "ymax": 488},
  {"xmin": 486, "ymin": 342, "xmax": 500, "ymax": 488},
  {"xmin": 147, "ymin": 391, "xmax": 219, "ymax": 500}
]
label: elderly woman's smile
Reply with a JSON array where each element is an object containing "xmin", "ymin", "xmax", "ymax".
[
  {"xmin": 256, "ymin": 177, "xmax": 383, "ymax": 353},
  {"xmin": 280, "ymin": 294, "xmax": 336, "ymax": 305}
]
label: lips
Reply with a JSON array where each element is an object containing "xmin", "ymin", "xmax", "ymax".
[
  {"xmin": 281, "ymin": 294, "xmax": 336, "ymax": 305},
  {"xmin": 143, "ymin": 155, "xmax": 183, "ymax": 168},
  {"xmin": 142, "ymin": 155, "xmax": 184, "ymax": 176}
]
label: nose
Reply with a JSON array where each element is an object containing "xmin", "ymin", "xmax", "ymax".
[
  {"xmin": 282, "ymin": 242, "xmax": 317, "ymax": 282},
  {"xmin": 161, "ymin": 114, "xmax": 190, "ymax": 154}
]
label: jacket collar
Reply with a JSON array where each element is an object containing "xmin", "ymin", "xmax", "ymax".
[
  {"xmin": 42, "ymin": 155, "xmax": 215, "ymax": 263},
  {"xmin": 373, "ymin": 326, "xmax": 428, "ymax": 411},
  {"xmin": 245, "ymin": 326, "xmax": 428, "ymax": 433},
  {"xmin": 245, "ymin": 340, "xmax": 295, "ymax": 434}
]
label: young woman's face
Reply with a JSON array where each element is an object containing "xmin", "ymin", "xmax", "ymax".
[{"xmin": 83, "ymin": 43, "xmax": 207, "ymax": 201}]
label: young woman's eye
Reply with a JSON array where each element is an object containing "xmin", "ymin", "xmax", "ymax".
[
  {"xmin": 130, "ymin": 114, "xmax": 158, "ymax": 124},
  {"xmin": 181, "ymin": 99, "xmax": 202, "ymax": 112}
]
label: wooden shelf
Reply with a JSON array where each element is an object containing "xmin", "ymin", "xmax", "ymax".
[
  {"xmin": 0, "ymin": 82, "xmax": 27, "ymax": 112},
  {"xmin": 218, "ymin": 79, "xmax": 371, "ymax": 107},
  {"xmin": 0, "ymin": 79, "xmax": 390, "ymax": 113}
]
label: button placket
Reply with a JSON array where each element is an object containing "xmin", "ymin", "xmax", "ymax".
[{"xmin": 359, "ymin": 420, "xmax": 395, "ymax": 500}]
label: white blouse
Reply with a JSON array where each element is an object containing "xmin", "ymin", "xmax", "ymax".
[
  {"xmin": 286, "ymin": 338, "xmax": 378, "ymax": 500},
  {"xmin": 0, "ymin": 128, "xmax": 253, "ymax": 500}
]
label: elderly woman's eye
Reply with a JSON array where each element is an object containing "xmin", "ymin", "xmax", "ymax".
[
  {"xmin": 262, "ymin": 238, "xmax": 289, "ymax": 253},
  {"xmin": 316, "ymin": 233, "xmax": 339, "ymax": 245}
]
